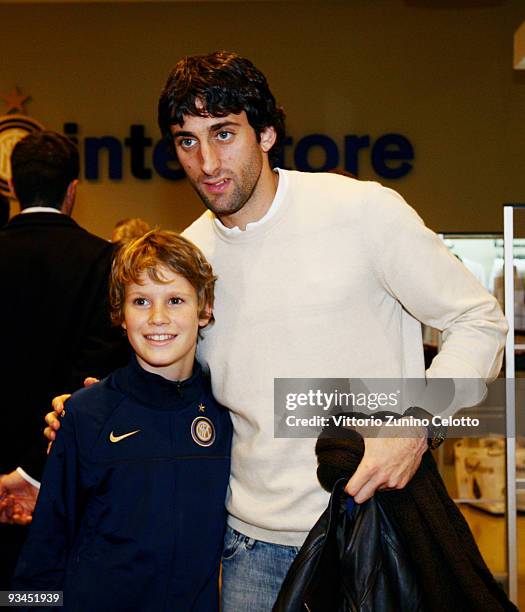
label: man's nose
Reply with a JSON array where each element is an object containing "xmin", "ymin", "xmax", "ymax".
[{"xmin": 200, "ymin": 141, "xmax": 220, "ymax": 176}]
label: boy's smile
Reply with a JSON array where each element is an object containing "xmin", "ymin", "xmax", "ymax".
[{"xmin": 122, "ymin": 267, "xmax": 210, "ymax": 381}]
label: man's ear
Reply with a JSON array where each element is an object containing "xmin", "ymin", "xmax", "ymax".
[
  {"xmin": 62, "ymin": 180, "xmax": 78, "ymax": 216},
  {"xmin": 259, "ymin": 126, "xmax": 277, "ymax": 153}
]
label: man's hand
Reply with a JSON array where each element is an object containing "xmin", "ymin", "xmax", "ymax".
[
  {"xmin": 44, "ymin": 377, "xmax": 99, "ymax": 449},
  {"xmin": 44, "ymin": 394, "xmax": 70, "ymax": 444},
  {"xmin": 0, "ymin": 470, "xmax": 39, "ymax": 525},
  {"xmin": 345, "ymin": 435, "xmax": 427, "ymax": 504}
]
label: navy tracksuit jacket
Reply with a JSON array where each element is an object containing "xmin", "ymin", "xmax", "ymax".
[{"xmin": 14, "ymin": 357, "xmax": 232, "ymax": 611}]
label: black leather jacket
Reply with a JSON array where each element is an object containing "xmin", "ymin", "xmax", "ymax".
[{"xmin": 273, "ymin": 479, "xmax": 423, "ymax": 612}]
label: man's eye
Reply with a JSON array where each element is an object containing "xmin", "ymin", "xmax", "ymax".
[
  {"xmin": 179, "ymin": 137, "xmax": 196, "ymax": 149},
  {"xmin": 169, "ymin": 297, "xmax": 183, "ymax": 305},
  {"xmin": 217, "ymin": 131, "xmax": 233, "ymax": 142},
  {"xmin": 133, "ymin": 297, "xmax": 148, "ymax": 306}
]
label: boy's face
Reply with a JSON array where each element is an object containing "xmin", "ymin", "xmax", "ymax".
[{"xmin": 122, "ymin": 267, "xmax": 210, "ymax": 381}]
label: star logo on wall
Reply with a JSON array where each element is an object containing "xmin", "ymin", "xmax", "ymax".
[{"xmin": 1, "ymin": 87, "xmax": 30, "ymax": 115}]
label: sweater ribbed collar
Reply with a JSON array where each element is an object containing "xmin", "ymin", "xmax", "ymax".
[{"xmin": 211, "ymin": 168, "xmax": 291, "ymax": 243}]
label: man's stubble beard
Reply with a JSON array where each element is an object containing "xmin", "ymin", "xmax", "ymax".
[{"xmin": 189, "ymin": 150, "xmax": 263, "ymax": 218}]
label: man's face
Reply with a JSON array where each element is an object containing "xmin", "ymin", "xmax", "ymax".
[{"xmin": 171, "ymin": 111, "xmax": 273, "ymax": 220}]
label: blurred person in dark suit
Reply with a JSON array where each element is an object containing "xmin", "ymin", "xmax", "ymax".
[
  {"xmin": 0, "ymin": 130, "xmax": 128, "ymax": 587},
  {"xmin": 0, "ymin": 193, "xmax": 9, "ymax": 227}
]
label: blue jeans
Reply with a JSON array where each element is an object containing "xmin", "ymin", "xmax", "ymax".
[{"xmin": 221, "ymin": 525, "xmax": 300, "ymax": 611}]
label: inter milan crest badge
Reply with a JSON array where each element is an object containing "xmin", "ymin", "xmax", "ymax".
[
  {"xmin": 0, "ymin": 87, "xmax": 44, "ymax": 197},
  {"xmin": 191, "ymin": 416, "xmax": 216, "ymax": 447}
]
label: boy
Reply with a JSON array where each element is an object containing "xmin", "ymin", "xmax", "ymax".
[{"xmin": 13, "ymin": 230, "xmax": 232, "ymax": 611}]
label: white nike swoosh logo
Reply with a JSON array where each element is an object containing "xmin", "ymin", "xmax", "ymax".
[{"xmin": 109, "ymin": 429, "xmax": 140, "ymax": 443}]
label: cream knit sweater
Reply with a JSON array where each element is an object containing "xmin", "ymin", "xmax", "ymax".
[{"xmin": 183, "ymin": 169, "xmax": 507, "ymax": 546}]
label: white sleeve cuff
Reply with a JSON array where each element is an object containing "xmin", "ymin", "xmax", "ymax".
[{"xmin": 16, "ymin": 467, "xmax": 41, "ymax": 489}]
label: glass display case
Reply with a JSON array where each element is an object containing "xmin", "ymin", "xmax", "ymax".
[{"xmin": 425, "ymin": 230, "xmax": 525, "ymax": 602}]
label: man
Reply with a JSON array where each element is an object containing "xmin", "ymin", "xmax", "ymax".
[
  {"xmin": 160, "ymin": 51, "xmax": 507, "ymax": 609},
  {"xmin": 0, "ymin": 131, "xmax": 128, "ymax": 587},
  {"xmin": 49, "ymin": 52, "xmax": 507, "ymax": 610}
]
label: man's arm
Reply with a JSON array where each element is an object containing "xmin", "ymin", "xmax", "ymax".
[
  {"xmin": 44, "ymin": 393, "xmax": 71, "ymax": 444},
  {"xmin": 346, "ymin": 185, "xmax": 507, "ymax": 502},
  {"xmin": 364, "ymin": 185, "xmax": 507, "ymax": 383}
]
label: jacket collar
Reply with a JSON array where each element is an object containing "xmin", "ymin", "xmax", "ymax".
[
  {"xmin": 5, "ymin": 212, "xmax": 81, "ymax": 230},
  {"xmin": 112, "ymin": 354, "xmax": 206, "ymax": 410}
]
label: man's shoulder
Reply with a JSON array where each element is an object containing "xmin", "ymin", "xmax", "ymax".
[
  {"xmin": 286, "ymin": 169, "xmax": 389, "ymax": 199},
  {"xmin": 2, "ymin": 213, "xmax": 113, "ymax": 255},
  {"xmin": 68, "ymin": 227, "xmax": 115, "ymax": 262},
  {"xmin": 54, "ymin": 216, "xmax": 114, "ymax": 253},
  {"xmin": 0, "ymin": 213, "xmax": 114, "ymax": 269},
  {"xmin": 182, "ymin": 210, "xmax": 216, "ymax": 249},
  {"xmin": 283, "ymin": 169, "xmax": 412, "ymax": 223}
]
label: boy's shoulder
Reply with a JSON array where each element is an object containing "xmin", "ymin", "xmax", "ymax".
[
  {"xmin": 69, "ymin": 371, "xmax": 123, "ymax": 406},
  {"xmin": 65, "ymin": 371, "xmax": 126, "ymax": 427}
]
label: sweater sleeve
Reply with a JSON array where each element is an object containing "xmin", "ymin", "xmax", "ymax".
[
  {"xmin": 363, "ymin": 184, "xmax": 507, "ymax": 398},
  {"xmin": 13, "ymin": 408, "xmax": 81, "ymax": 592}
]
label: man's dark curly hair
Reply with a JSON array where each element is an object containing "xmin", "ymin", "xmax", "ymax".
[{"xmin": 158, "ymin": 51, "xmax": 286, "ymax": 168}]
